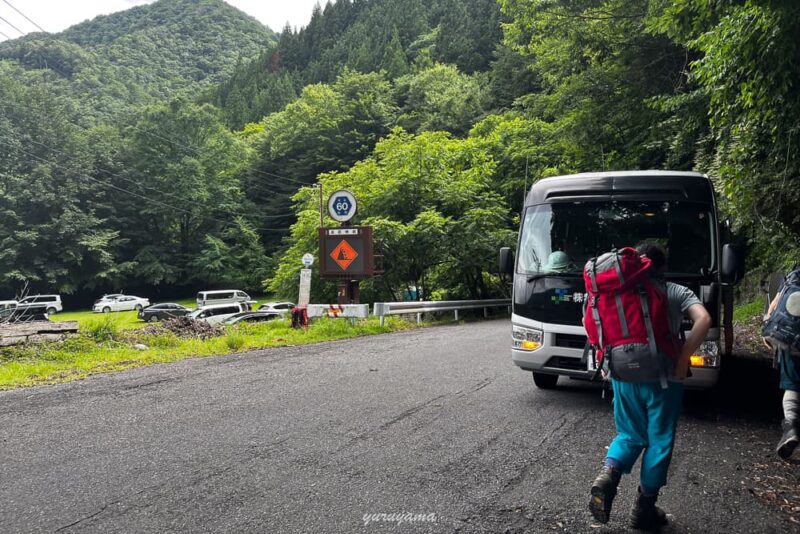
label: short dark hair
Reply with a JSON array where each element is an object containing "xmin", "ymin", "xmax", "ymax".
[{"xmin": 636, "ymin": 242, "xmax": 667, "ymax": 270}]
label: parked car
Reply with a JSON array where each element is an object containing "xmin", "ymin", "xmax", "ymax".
[
  {"xmin": 16, "ymin": 295, "xmax": 62, "ymax": 314},
  {"xmin": 187, "ymin": 303, "xmax": 249, "ymax": 325},
  {"xmin": 0, "ymin": 304, "xmax": 49, "ymax": 322},
  {"xmin": 196, "ymin": 290, "xmax": 254, "ymax": 309},
  {"xmin": 0, "ymin": 300, "xmax": 18, "ymax": 312},
  {"xmin": 138, "ymin": 303, "xmax": 191, "ymax": 322},
  {"xmin": 224, "ymin": 311, "xmax": 282, "ymax": 325},
  {"xmin": 257, "ymin": 301, "xmax": 295, "ymax": 314},
  {"xmin": 93, "ymin": 294, "xmax": 150, "ymax": 313}
]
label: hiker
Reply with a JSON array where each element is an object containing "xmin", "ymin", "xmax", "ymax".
[
  {"xmin": 587, "ymin": 243, "xmax": 711, "ymax": 530},
  {"xmin": 763, "ymin": 270, "xmax": 800, "ymax": 460}
]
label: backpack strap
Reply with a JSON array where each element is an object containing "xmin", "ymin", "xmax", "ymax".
[
  {"xmin": 589, "ymin": 257, "xmax": 599, "ymax": 293},
  {"xmin": 613, "ymin": 249, "xmax": 625, "ymax": 286},
  {"xmin": 638, "ymin": 283, "xmax": 668, "ymax": 389},
  {"xmin": 590, "ymin": 294, "xmax": 604, "ymax": 350},
  {"xmin": 614, "ymin": 291, "xmax": 629, "ymax": 338}
]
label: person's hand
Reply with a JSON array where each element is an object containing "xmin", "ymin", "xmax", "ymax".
[{"xmin": 763, "ymin": 337, "xmax": 774, "ymax": 350}]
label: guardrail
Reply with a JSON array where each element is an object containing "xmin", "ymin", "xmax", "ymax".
[
  {"xmin": 306, "ymin": 304, "xmax": 370, "ymax": 318},
  {"xmin": 372, "ymin": 299, "xmax": 511, "ymax": 326}
]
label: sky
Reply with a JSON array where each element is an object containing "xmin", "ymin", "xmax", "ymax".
[{"xmin": 0, "ymin": 0, "xmax": 321, "ymax": 41}]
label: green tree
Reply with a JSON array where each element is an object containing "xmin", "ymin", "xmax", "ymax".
[
  {"xmin": 395, "ymin": 63, "xmax": 490, "ymax": 136},
  {"xmin": 243, "ymin": 70, "xmax": 398, "ymax": 248},
  {"xmin": 267, "ymin": 128, "xmax": 516, "ymax": 301},
  {"xmin": 0, "ymin": 63, "xmax": 122, "ymax": 294}
]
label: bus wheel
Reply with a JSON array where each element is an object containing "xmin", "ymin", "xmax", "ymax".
[{"xmin": 532, "ymin": 372, "xmax": 558, "ymax": 389}]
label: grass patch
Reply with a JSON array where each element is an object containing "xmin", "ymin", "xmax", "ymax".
[
  {"xmin": 0, "ymin": 316, "xmax": 412, "ymax": 390},
  {"xmin": 733, "ymin": 297, "xmax": 766, "ymax": 323}
]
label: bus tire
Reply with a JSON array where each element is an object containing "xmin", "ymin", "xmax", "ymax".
[{"xmin": 532, "ymin": 372, "xmax": 559, "ymax": 389}]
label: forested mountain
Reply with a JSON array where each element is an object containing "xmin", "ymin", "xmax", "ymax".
[
  {"xmin": 1, "ymin": 0, "xmax": 798, "ymax": 305},
  {"xmin": 207, "ymin": 0, "xmax": 509, "ymax": 129},
  {"xmin": 0, "ymin": 0, "xmax": 274, "ymax": 122}
]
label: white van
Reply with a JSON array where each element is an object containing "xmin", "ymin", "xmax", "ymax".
[
  {"xmin": 17, "ymin": 295, "xmax": 62, "ymax": 314},
  {"xmin": 187, "ymin": 303, "xmax": 249, "ymax": 325},
  {"xmin": 196, "ymin": 290, "xmax": 253, "ymax": 309}
]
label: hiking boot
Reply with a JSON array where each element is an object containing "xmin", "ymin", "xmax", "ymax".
[
  {"xmin": 777, "ymin": 419, "xmax": 799, "ymax": 460},
  {"xmin": 589, "ymin": 465, "xmax": 621, "ymax": 523},
  {"xmin": 630, "ymin": 487, "xmax": 668, "ymax": 531}
]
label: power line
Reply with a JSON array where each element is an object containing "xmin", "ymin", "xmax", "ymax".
[
  {"xmin": 1, "ymin": 0, "xmax": 46, "ymax": 32},
  {"xmin": 0, "ymin": 28, "xmax": 9, "ymax": 39},
  {"xmin": 0, "ymin": 136, "xmax": 291, "ymax": 234},
  {"xmin": 23, "ymin": 136, "xmax": 295, "ymax": 220},
  {"xmin": 0, "ymin": 13, "xmax": 24, "ymax": 35},
  {"xmin": 128, "ymin": 122, "xmax": 311, "ymax": 188},
  {"xmin": 0, "ymin": 41, "xmax": 314, "ymax": 191},
  {"xmin": 0, "ymin": 97, "xmax": 301, "ymax": 220}
]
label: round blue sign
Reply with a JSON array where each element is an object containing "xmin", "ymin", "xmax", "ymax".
[{"xmin": 327, "ymin": 190, "xmax": 357, "ymax": 222}]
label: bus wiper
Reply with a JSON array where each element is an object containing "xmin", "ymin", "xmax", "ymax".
[{"xmin": 527, "ymin": 271, "xmax": 583, "ymax": 282}]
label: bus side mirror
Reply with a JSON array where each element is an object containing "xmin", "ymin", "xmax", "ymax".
[
  {"xmin": 721, "ymin": 243, "xmax": 743, "ymax": 284},
  {"xmin": 499, "ymin": 247, "xmax": 514, "ymax": 276}
]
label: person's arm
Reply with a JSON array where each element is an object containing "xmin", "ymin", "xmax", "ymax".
[
  {"xmin": 762, "ymin": 290, "xmax": 783, "ymax": 349},
  {"xmin": 766, "ymin": 291, "xmax": 781, "ymax": 319},
  {"xmin": 674, "ymin": 303, "xmax": 712, "ymax": 380}
]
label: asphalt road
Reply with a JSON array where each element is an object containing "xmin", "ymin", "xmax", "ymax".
[{"xmin": 0, "ymin": 320, "xmax": 796, "ymax": 533}]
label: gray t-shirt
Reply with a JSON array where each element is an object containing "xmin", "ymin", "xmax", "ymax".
[{"xmin": 666, "ymin": 282, "xmax": 702, "ymax": 335}]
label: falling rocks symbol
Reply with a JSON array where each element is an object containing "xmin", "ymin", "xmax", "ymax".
[{"xmin": 331, "ymin": 240, "xmax": 358, "ymax": 270}]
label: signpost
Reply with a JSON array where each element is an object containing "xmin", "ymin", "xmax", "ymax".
[
  {"xmin": 298, "ymin": 269, "xmax": 312, "ymax": 307},
  {"xmin": 319, "ymin": 190, "xmax": 373, "ymax": 305}
]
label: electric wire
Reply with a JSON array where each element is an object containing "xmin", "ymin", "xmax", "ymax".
[
  {"xmin": 0, "ymin": 13, "xmax": 24, "ymax": 35},
  {"xmin": 0, "ymin": 0, "xmax": 313, "ymax": 195},
  {"xmin": 0, "ymin": 7, "xmax": 320, "ymax": 213},
  {"xmin": 0, "ymin": 28, "xmax": 10, "ymax": 40},
  {"xmin": 0, "ymin": 136, "xmax": 291, "ymax": 234},
  {"xmin": 1, "ymin": 0, "xmax": 46, "ymax": 32},
  {"xmin": 0, "ymin": 97, "xmax": 300, "ymax": 219},
  {"xmin": 24, "ymin": 135, "xmax": 295, "ymax": 220}
]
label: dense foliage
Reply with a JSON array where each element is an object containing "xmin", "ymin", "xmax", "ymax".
[{"xmin": 1, "ymin": 0, "xmax": 798, "ymax": 305}]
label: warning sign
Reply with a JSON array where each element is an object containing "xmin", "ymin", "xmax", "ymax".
[
  {"xmin": 319, "ymin": 226, "xmax": 374, "ymax": 279},
  {"xmin": 330, "ymin": 240, "xmax": 358, "ymax": 270}
]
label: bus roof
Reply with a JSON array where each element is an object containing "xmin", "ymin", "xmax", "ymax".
[{"xmin": 526, "ymin": 170, "xmax": 714, "ymax": 206}]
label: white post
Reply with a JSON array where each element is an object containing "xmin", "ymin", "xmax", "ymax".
[
  {"xmin": 416, "ymin": 313, "xmax": 422, "ymax": 324},
  {"xmin": 380, "ymin": 315, "xmax": 385, "ymax": 327},
  {"xmin": 454, "ymin": 309, "xmax": 459, "ymax": 321},
  {"xmin": 483, "ymin": 307, "xmax": 488, "ymax": 318}
]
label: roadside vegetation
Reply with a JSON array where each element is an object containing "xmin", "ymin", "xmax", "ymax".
[{"xmin": 0, "ymin": 316, "xmax": 413, "ymax": 390}]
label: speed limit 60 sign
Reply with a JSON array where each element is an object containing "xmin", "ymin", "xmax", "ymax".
[{"xmin": 327, "ymin": 190, "xmax": 357, "ymax": 223}]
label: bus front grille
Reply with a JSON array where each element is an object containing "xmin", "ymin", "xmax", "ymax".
[{"xmin": 554, "ymin": 333, "xmax": 587, "ymax": 349}]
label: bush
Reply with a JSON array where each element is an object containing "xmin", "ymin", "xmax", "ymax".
[
  {"xmin": 84, "ymin": 315, "xmax": 120, "ymax": 343},
  {"xmin": 224, "ymin": 329, "xmax": 246, "ymax": 351}
]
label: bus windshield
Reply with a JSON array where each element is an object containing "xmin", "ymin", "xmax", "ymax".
[{"xmin": 518, "ymin": 201, "xmax": 715, "ymax": 276}]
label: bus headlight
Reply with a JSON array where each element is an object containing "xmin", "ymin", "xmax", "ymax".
[
  {"xmin": 513, "ymin": 325, "xmax": 543, "ymax": 351},
  {"xmin": 690, "ymin": 341, "xmax": 720, "ymax": 368}
]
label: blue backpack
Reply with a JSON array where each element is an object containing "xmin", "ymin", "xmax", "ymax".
[{"xmin": 763, "ymin": 269, "xmax": 800, "ymax": 355}]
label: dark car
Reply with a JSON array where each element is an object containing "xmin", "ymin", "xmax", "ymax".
[
  {"xmin": 138, "ymin": 303, "xmax": 191, "ymax": 322},
  {"xmin": 224, "ymin": 311, "xmax": 282, "ymax": 325},
  {"xmin": 0, "ymin": 304, "xmax": 49, "ymax": 323}
]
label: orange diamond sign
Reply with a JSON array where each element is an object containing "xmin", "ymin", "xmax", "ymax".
[{"xmin": 330, "ymin": 239, "xmax": 358, "ymax": 270}]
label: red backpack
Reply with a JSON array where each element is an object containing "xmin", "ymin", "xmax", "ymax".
[{"xmin": 582, "ymin": 247, "xmax": 678, "ymax": 388}]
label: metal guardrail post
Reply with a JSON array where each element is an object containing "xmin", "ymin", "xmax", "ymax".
[{"xmin": 454, "ymin": 309, "xmax": 459, "ymax": 321}]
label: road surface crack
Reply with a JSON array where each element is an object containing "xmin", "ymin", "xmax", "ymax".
[{"xmin": 55, "ymin": 504, "xmax": 111, "ymax": 531}]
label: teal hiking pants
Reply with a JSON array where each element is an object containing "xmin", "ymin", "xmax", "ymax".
[{"xmin": 606, "ymin": 380, "xmax": 685, "ymax": 490}]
